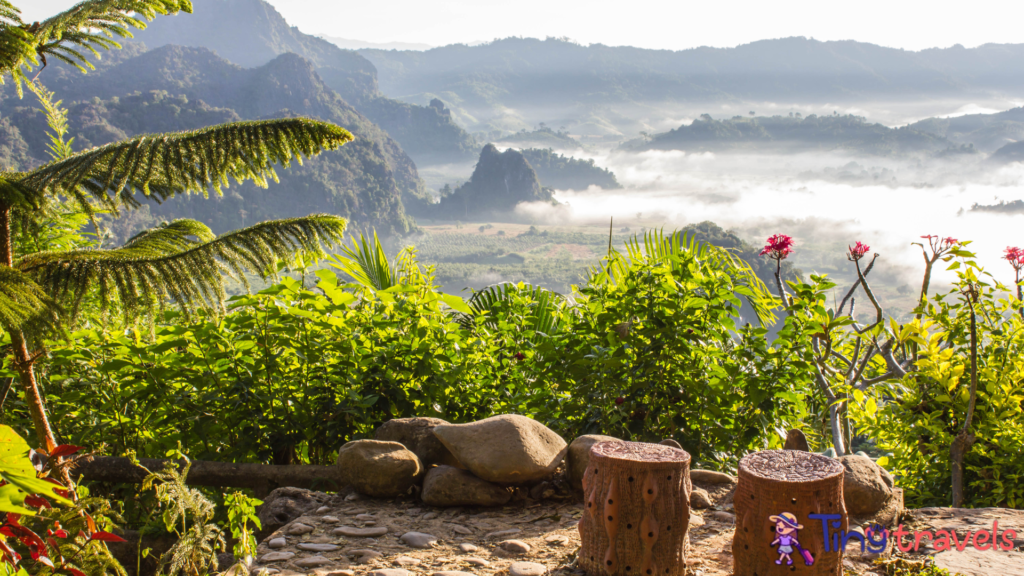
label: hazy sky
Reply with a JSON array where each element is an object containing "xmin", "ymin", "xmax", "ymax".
[{"xmin": 20, "ymin": 0, "xmax": 1024, "ymax": 52}]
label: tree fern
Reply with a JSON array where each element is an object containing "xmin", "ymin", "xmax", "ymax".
[{"xmin": 461, "ymin": 283, "xmax": 565, "ymax": 343}]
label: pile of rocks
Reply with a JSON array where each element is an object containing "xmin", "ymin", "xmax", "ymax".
[{"xmin": 336, "ymin": 415, "xmax": 570, "ymax": 507}]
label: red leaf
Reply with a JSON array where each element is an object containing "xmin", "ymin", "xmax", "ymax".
[
  {"xmin": 6, "ymin": 513, "xmax": 20, "ymax": 525},
  {"xmin": 24, "ymin": 496, "xmax": 51, "ymax": 509},
  {"xmin": 67, "ymin": 569, "xmax": 87, "ymax": 576},
  {"xmin": 34, "ymin": 555, "xmax": 54, "ymax": 568},
  {"xmin": 53, "ymin": 530, "xmax": 68, "ymax": 539},
  {"xmin": 88, "ymin": 532, "xmax": 125, "ymax": 543},
  {"xmin": 84, "ymin": 515, "xmax": 96, "ymax": 533},
  {"xmin": 48, "ymin": 445, "xmax": 83, "ymax": 459}
]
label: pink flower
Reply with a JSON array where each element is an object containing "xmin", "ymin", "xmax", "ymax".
[
  {"xmin": 760, "ymin": 234, "xmax": 795, "ymax": 261},
  {"xmin": 943, "ymin": 237, "xmax": 959, "ymax": 247},
  {"xmin": 1006, "ymin": 247, "xmax": 1024, "ymax": 272},
  {"xmin": 848, "ymin": 241, "xmax": 870, "ymax": 261}
]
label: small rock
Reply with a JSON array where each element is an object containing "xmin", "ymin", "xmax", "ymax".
[
  {"xmin": 464, "ymin": 557, "xmax": 489, "ymax": 566},
  {"xmin": 324, "ymin": 572, "xmax": 354, "ymax": 576},
  {"xmin": 510, "ymin": 562, "xmax": 547, "ymax": 576},
  {"xmin": 295, "ymin": 556, "xmax": 332, "ymax": 568},
  {"xmin": 345, "ymin": 509, "xmax": 369, "ymax": 516},
  {"xmin": 486, "ymin": 528, "xmax": 521, "ymax": 539},
  {"xmin": 267, "ymin": 537, "xmax": 287, "ymax": 549},
  {"xmin": 839, "ymin": 455, "xmax": 893, "ymax": 516},
  {"xmin": 449, "ymin": 524, "xmax": 474, "ymax": 535},
  {"xmin": 784, "ymin": 429, "xmax": 810, "ymax": 451},
  {"xmin": 689, "ymin": 470, "xmax": 737, "ymax": 485},
  {"xmin": 316, "ymin": 506, "xmax": 331, "ymax": 514},
  {"xmin": 422, "ymin": 465, "xmax": 512, "ymax": 507},
  {"xmin": 433, "ymin": 415, "xmax": 568, "ymax": 484},
  {"xmin": 321, "ymin": 516, "xmax": 340, "ymax": 523},
  {"xmin": 458, "ymin": 543, "xmax": 478, "ymax": 553},
  {"xmin": 257, "ymin": 487, "xmax": 329, "ymax": 538},
  {"xmin": 395, "ymin": 556, "xmax": 421, "ymax": 567},
  {"xmin": 690, "ymin": 488, "xmax": 713, "ymax": 509},
  {"xmin": 259, "ymin": 551, "xmax": 296, "ymax": 563},
  {"xmin": 337, "ymin": 439, "xmax": 425, "ymax": 498},
  {"xmin": 529, "ymin": 481, "xmax": 555, "ymax": 501},
  {"xmin": 500, "ymin": 540, "xmax": 531, "ymax": 554},
  {"xmin": 401, "ymin": 531, "xmax": 438, "ymax": 549},
  {"xmin": 370, "ymin": 570, "xmax": 412, "ymax": 576},
  {"xmin": 355, "ymin": 514, "xmax": 375, "ymax": 521},
  {"xmin": 352, "ymin": 550, "xmax": 382, "ymax": 564},
  {"xmin": 565, "ymin": 435, "xmax": 623, "ymax": 491},
  {"xmin": 689, "ymin": 515, "xmax": 705, "ymax": 528},
  {"xmin": 432, "ymin": 572, "xmax": 475, "ymax": 576},
  {"xmin": 711, "ymin": 511, "xmax": 736, "ymax": 524},
  {"xmin": 544, "ymin": 534, "xmax": 569, "ymax": 546},
  {"xmin": 405, "ymin": 507, "xmax": 423, "ymax": 515},
  {"xmin": 286, "ymin": 522, "xmax": 315, "ymax": 535},
  {"xmin": 298, "ymin": 543, "xmax": 340, "ymax": 552},
  {"xmin": 422, "ymin": 511, "xmax": 439, "ymax": 520},
  {"xmin": 344, "ymin": 493, "xmax": 361, "ymax": 501},
  {"xmin": 333, "ymin": 526, "xmax": 389, "ymax": 537},
  {"xmin": 659, "ymin": 439, "xmax": 682, "ymax": 449}
]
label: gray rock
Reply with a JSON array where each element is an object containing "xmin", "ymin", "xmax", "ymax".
[
  {"xmin": 257, "ymin": 487, "xmax": 329, "ymax": 538},
  {"xmin": 297, "ymin": 543, "xmax": 340, "ymax": 552},
  {"xmin": 376, "ymin": 417, "xmax": 463, "ymax": 468},
  {"xmin": 294, "ymin": 556, "xmax": 332, "ymax": 568},
  {"xmin": 267, "ymin": 537, "xmax": 287, "ymax": 549},
  {"xmin": 344, "ymin": 509, "xmax": 368, "ymax": 516},
  {"xmin": 371, "ymin": 570, "xmax": 412, "ymax": 576},
  {"xmin": 422, "ymin": 465, "xmax": 512, "ymax": 507},
  {"xmin": 336, "ymin": 440, "xmax": 424, "ymax": 498},
  {"xmin": 544, "ymin": 534, "xmax": 569, "ymax": 546},
  {"xmin": 433, "ymin": 415, "xmax": 568, "ymax": 484},
  {"xmin": 421, "ymin": 511, "xmax": 439, "ymax": 520},
  {"xmin": 510, "ymin": 562, "xmax": 547, "ymax": 576},
  {"xmin": 315, "ymin": 506, "xmax": 331, "ymax": 514},
  {"xmin": 690, "ymin": 488, "xmax": 713, "ymax": 509},
  {"xmin": 286, "ymin": 522, "xmax": 315, "ymax": 535},
  {"xmin": 449, "ymin": 524, "xmax": 474, "ymax": 535},
  {"xmin": 711, "ymin": 511, "xmax": 736, "ymax": 523},
  {"xmin": 458, "ymin": 543, "xmax": 478, "ymax": 553},
  {"xmin": 395, "ymin": 556, "xmax": 421, "ymax": 567},
  {"xmin": 464, "ymin": 557, "xmax": 489, "ymax": 566},
  {"xmin": 486, "ymin": 528, "xmax": 521, "ymax": 539},
  {"xmin": 432, "ymin": 572, "xmax": 476, "ymax": 576},
  {"xmin": 352, "ymin": 550, "xmax": 383, "ymax": 564},
  {"xmin": 321, "ymin": 515, "xmax": 340, "ymax": 524},
  {"xmin": 333, "ymin": 526, "xmax": 389, "ymax": 537},
  {"xmin": 689, "ymin": 470, "xmax": 737, "ymax": 485},
  {"xmin": 658, "ymin": 439, "xmax": 682, "ymax": 449},
  {"xmin": 355, "ymin": 513, "xmax": 375, "ymax": 521},
  {"xmin": 259, "ymin": 551, "xmax": 295, "ymax": 563},
  {"xmin": 784, "ymin": 429, "xmax": 810, "ymax": 451},
  {"xmin": 500, "ymin": 540, "xmax": 531, "ymax": 554},
  {"xmin": 566, "ymin": 435, "xmax": 623, "ymax": 491},
  {"xmin": 839, "ymin": 455, "xmax": 893, "ymax": 515},
  {"xmin": 401, "ymin": 531, "xmax": 438, "ymax": 549}
]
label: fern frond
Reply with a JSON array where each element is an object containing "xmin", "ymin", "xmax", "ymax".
[
  {"xmin": 16, "ymin": 215, "xmax": 346, "ymax": 321},
  {"xmin": 329, "ymin": 230, "xmax": 400, "ymax": 291},
  {"xmin": 0, "ymin": 266, "xmax": 61, "ymax": 335},
  {"xmin": 0, "ymin": 174, "xmax": 46, "ymax": 209},
  {"xmin": 19, "ymin": 118, "xmax": 354, "ymax": 220},
  {"xmin": 461, "ymin": 282, "xmax": 565, "ymax": 342}
]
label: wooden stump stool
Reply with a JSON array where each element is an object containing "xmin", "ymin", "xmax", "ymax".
[
  {"xmin": 733, "ymin": 450, "xmax": 847, "ymax": 576},
  {"xmin": 578, "ymin": 441, "xmax": 691, "ymax": 576}
]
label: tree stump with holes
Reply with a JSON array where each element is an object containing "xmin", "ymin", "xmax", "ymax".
[
  {"xmin": 732, "ymin": 450, "xmax": 847, "ymax": 576},
  {"xmin": 578, "ymin": 441, "xmax": 691, "ymax": 576}
]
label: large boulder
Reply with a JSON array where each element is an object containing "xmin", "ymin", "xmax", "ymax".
[
  {"xmin": 375, "ymin": 417, "xmax": 462, "ymax": 468},
  {"xmin": 256, "ymin": 487, "xmax": 330, "ymax": 539},
  {"xmin": 421, "ymin": 465, "xmax": 511, "ymax": 507},
  {"xmin": 839, "ymin": 455, "xmax": 893, "ymax": 515},
  {"xmin": 566, "ymin": 435, "xmax": 622, "ymax": 491},
  {"xmin": 336, "ymin": 440, "xmax": 424, "ymax": 498},
  {"xmin": 432, "ymin": 415, "xmax": 568, "ymax": 484}
]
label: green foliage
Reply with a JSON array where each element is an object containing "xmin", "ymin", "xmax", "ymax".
[
  {"xmin": 140, "ymin": 458, "xmax": 225, "ymax": 576},
  {"xmin": 223, "ymin": 492, "xmax": 261, "ymax": 562}
]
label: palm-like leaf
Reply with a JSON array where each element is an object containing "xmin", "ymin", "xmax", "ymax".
[
  {"xmin": 461, "ymin": 283, "xmax": 565, "ymax": 343},
  {"xmin": 0, "ymin": 266, "xmax": 60, "ymax": 335},
  {"xmin": 329, "ymin": 230, "xmax": 402, "ymax": 291},
  {"xmin": 17, "ymin": 215, "xmax": 346, "ymax": 321},
  {"xmin": 20, "ymin": 118, "xmax": 354, "ymax": 220},
  {"xmin": 0, "ymin": 0, "xmax": 192, "ymax": 93},
  {"xmin": 590, "ymin": 229, "xmax": 777, "ymax": 325}
]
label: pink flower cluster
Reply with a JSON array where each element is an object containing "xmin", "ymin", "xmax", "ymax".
[
  {"xmin": 848, "ymin": 241, "xmax": 870, "ymax": 261},
  {"xmin": 921, "ymin": 235, "xmax": 959, "ymax": 248},
  {"xmin": 1006, "ymin": 247, "xmax": 1024, "ymax": 272},
  {"xmin": 760, "ymin": 234, "xmax": 795, "ymax": 261}
]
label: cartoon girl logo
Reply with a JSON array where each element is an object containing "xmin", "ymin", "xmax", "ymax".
[{"xmin": 769, "ymin": 512, "xmax": 814, "ymax": 566}]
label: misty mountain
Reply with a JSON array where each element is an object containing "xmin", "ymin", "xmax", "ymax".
[
  {"xmin": 624, "ymin": 113, "xmax": 954, "ymax": 156},
  {"xmin": 428, "ymin": 144, "xmax": 553, "ymax": 218},
  {"xmin": 4, "ymin": 44, "xmax": 422, "ymax": 238},
  {"xmin": 359, "ymin": 37, "xmax": 1024, "ymax": 137},
  {"xmin": 990, "ymin": 140, "xmax": 1024, "ymax": 164},
  {"xmin": 910, "ymin": 107, "xmax": 1024, "ymax": 152},
  {"xmin": 519, "ymin": 148, "xmax": 621, "ymax": 190},
  {"xmin": 132, "ymin": 0, "xmax": 478, "ymax": 164}
]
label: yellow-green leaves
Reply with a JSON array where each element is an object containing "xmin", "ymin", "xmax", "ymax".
[{"xmin": 0, "ymin": 425, "xmax": 73, "ymax": 514}]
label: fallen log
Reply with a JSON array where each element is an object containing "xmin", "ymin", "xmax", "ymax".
[{"xmin": 73, "ymin": 457, "xmax": 343, "ymax": 497}]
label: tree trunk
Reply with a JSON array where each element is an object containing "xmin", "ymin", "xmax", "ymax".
[
  {"xmin": 578, "ymin": 441, "xmax": 691, "ymax": 576},
  {"xmin": 733, "ymin": 450, "xmax": 847, "ymax": 576},
  {"xmin": 951, "ymin": 295, "xmax": 979, "ymax": 508},
  {"xmin": 0, "ymin": 205, "xmax": 57, "ymax": 451},
  {"xmin": 73, "ymin": 456, "xmax": 343, "ymax": 498}
]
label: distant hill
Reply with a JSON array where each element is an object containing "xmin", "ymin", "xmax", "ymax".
[
  {"xmin": 6, "ymin": 45, "xmax": 421, "ymax": 239},
  {"xmin": 910, "ymin": 107, "xmax": 1024, "ymax": 152},
  {"xmin": 133, "ymin": 0, "xmax": 478, "ymax": 164},
  {"xmin": 624, "ymin": 113, "xmax": 953, "ymax": 156},
  {"xmin": 519, "ymin": 149, "xmax": 621, "ymax": 190},
  {"xmin": 426, "ymin": 144, "xmax": 553, "ymax": 218},
  {"xmin": 315, "ymin": 35, "xmax": 433, "ymax": 52},
  {"xmin": 990, "ymin": 140, "xmax": 1024, "ymax": 164},
  {"xmin": 360, "ymin": 37, "xmax": 1024, "ymax": 137},
  {"xmin": 497, "ymin": 127, "xmax": 582, "ymax": 150}
]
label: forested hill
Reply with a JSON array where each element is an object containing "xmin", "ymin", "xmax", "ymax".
[
  {"xmin": 0, "ymin": 44, "xmax": 421, "ymax": 240},
  {"xmin": 624, "ymin": 113, "xmax": 955, "ymax": 156},
  {"xmin": 133, "ymin": 0, "xmax": 478, "ymax": 164}
]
